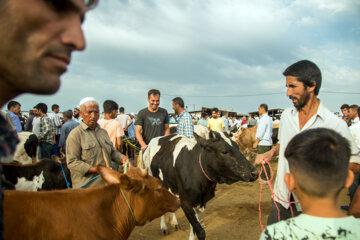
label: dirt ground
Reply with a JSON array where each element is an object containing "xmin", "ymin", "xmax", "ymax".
[{"xmin": 129, "ymin": 161, "xmax": 351, "ymax": 240}]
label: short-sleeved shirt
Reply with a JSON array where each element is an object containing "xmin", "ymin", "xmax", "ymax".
[
  {"xmin": 116, "ymin": 114, "xmax": 131, "ymax": 130},
  {"xmin": 177, "ymin": 110, "xmax": 194, "ymax": 138},
  {"xmin": 207, "ymin": 118, "xmax": 225, "ymax": 132},
  {"xmin": 275, "ymin": 102, "xmax": 360, "ymax": 210},
  {"xmin": 256, "ymin": 113, "xmax": 273, "ymax": 146},
  {"xmin": 260, "ymin": 214, "xmax": 360, "ymax": 240},
  {"xmin": 136, "ymin": 107, "xmax": 169, "ymax": 144},
  {"xmin": 97, "ymin": 119, "xmax": 124, "ymax": 147},
  {"xmin": 197, "ymin": 118, "xmax": 208, "ymax": 127},
  {"xmin": 32, "ymin": 117, "xmax": 41, "ymax": 137},
  {"xmin": 48, "ymin": 112, "xmax": 62, "ymax": 135}
]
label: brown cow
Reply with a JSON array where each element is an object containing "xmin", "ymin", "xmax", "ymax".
[{"xmin": 4, "ymin": 165, "xmax": 180, "ymax": 240}]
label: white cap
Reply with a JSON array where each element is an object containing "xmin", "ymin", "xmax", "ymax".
[{"xmin": 79, "ymin": 97, "xmax": 99, "ymax": 106}]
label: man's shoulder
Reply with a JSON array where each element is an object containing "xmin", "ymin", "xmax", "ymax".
[{"xmin": 157, "ymin": 107, "xmax": 168, "ymax": 114}]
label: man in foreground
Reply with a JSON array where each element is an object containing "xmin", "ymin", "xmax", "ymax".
[
  {"xmin": 255, "ymin": 60, "xmax": 360, "ymax": 225},
  {"xmin": 260, "ymin": 128, "xmax": 360, "ymax": 239}
]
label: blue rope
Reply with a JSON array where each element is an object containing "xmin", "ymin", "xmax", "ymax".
[
  {"xmin": 60, "ymin": 163, "xmax": 71, "ymax": 189},
  {"xmin": 77, "ymin": 175, "xmax": 100, "ymax": 189}
]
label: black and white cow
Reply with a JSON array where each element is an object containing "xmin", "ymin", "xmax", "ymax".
[
  {"xmin": 3, "ymin": 159, "xmax": 71, "ymax": 191},
  {"xmin": 142, "ymin": 131, "xmax": 259, "ymax": 240}
]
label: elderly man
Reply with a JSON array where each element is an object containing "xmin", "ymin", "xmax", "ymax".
[
  {"xmin": 0, "ymin": 0, "xmax": 99, "ymax": 237},
  {"xmin": 66, "ymin": 98, "xmax": 129, "ymax": 189}
]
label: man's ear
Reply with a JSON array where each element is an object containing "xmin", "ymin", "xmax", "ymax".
[
  {"xmin": 306, "ymin": 82, "xmax": 316, "ymax": 94},
  {"xmin": 284, "ymin": 173, "xmax": 296, "ymax": 192},
  {"xmin": 344, "ymin": 170, "xmax": 355, "ymax": 188}
]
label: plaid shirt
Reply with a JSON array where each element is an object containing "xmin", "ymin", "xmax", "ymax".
[
  {"xmin": 39, "ymin": 114, "xmax": 54, "ymax": 144},
  {"xmin": 177, "ymin": 110, "xmax": 194, "ymax": 138},
  {"xmin": 48, "ymin": 112, "xmax": 62, "ymax": 135}
]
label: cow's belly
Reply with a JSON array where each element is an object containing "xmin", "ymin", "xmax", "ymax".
[{"xmin": 14, "ymin": 171, "xmax": 45, "ymax": 191}]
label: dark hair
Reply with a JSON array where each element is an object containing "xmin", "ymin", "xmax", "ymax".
[
  {"xmin": 119, "ymin": 107, "xmax": 125, "ymax": 113},
  {"xmin": 35, "ymin": 103, "xmax": 48, "ymax": 114},
  {"xmin": 103, "ymin": 100, "xmax": 119, "ymax": 114},
  {"xmin": 340, "ymin": 104, "xmax": 349, "ymax": 110},
  {"xmin": 259, "ymin": 104, "xmax": 268, "ymax": 112},
  {"xmin": 7, "ymin": 101, "xmax": 20, "ymax": 110},
  {"xmin": 212, "ymin": 108, "xmax": 219, "ymax": 113},
  {"xmin": 51, "ymin": 104, "xmax": 59, "ymax": 111},
  {"xmin": 172, "ymin": 97, "xmax": 184, "ymax": 108},
  {"xmin": 201, "ymin": 112, "xmax": 208, "ymax": 118},
  {"xmin": 285, "ymin": 128, "xmax": 350, "ymax": 198},
  {"xmin": 283, "ymin": 60, "xmax": 322, "ymax": 96},
  {"xmin": 148, "ymin": 89, "xmax": 160, "ymax": 98},
  {"xmin": 349, "ymin": 104, "xmax": 358, "ymax": 112},
  {"xmin": 63, "ymin": 110, "xmax": 73, "ymax": 119}
]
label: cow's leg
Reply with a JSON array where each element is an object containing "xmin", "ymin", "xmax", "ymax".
[
  {"xmin": 170, "ymin": 212, "xmax": 179, "ymax": 230},
  {"xmin": 181, "ymin": 201, "xmax": 205, "ymax": 240},
  {"xmin": 160, "ymin": 215, "xmax": 168, "ymax": 235}
]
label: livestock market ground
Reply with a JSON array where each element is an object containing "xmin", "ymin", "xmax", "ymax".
[{"xmin": 129, "ymin": 160, "xmax": 350, "ymax": 240}]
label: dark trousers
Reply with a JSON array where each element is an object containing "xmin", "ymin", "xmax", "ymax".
[
  {"xmin": 257, "ymin": 145, "xmax": 272, "ymax": 181},
  {"xmin": 39, "ymin": 142, "xmax": 53, "ymax": 159},
  {"xmin": 350, "ymin": 172, "xmax": 360, "ymax": 202},
  {"xmin": 267, "ymin": 194, "xmax": 301, "ymax": 226},
  {"xmin": 52, "ymin": 134, "xmax": 60, "ymax": 157}
]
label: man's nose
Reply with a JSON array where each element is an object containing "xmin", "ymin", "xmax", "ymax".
[{"xmin": 60, "ymin": 15, "xmax": 86, "ymax": 51}]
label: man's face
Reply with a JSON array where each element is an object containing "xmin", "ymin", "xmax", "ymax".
[
  {"xmin": 80, "ymin": 104, "xmax": 99, "ymax": 129},
  {"xmin": 0, "ymin": 0, "xmax": 86, "ymax": 96},
  {"xmin": 73, "ymin": 108, "xmax": 79, "ymax": 117},
  {"xmin": 10, "ymin": 104, "xmax": 21, "ymax": 114},
  {"xmin": 286, "ymin": 76, "xmax": 311, "ymax": 111},
  {"xmin": 33, "ymin": 108, "xmax": 39, "ymax": 116},
  {"xmin": 258, "ymin": 107, "xmax": 264, "ymax": 115},
  {"xmin": 54, "ymin": 107, "xmax": 60, "ymax": 113},
  {"xmin": 342, "ymin": 108, "xmax": 349, "ymax": 118},
  {"xmin": 172, "ymin": 102, "xmax": 179, "ymax": 114},
  {"xmin": 349, "ymin": 108, "xmax": 357, "ymax": 119},
  {"xmin": 148, "ymin": 94, "xmax": 160, "ymax": 111}
]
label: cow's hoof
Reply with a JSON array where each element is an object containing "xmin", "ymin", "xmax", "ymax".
[
  {"xmin": 173, "ymin": 224, "xmax": 180, "ymax": 230},
  {"xmin": 162, "ymin": 229, "xmax": 169, "ymax": 235}
]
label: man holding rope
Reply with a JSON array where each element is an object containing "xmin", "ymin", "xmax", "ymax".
[
  {"xmin": 255, "ymin": 60, "xmax": 360, "ymax": 225},
  {"xmin": 0, "ymin": 0, "xmax": 99, "ymax": 238},
  {"xmin": 66, "ymin": 97, "xmax": 129, "ymax": 189}
]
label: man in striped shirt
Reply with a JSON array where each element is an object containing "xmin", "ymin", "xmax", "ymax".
[
  {"xmin": 48, "ymin": 104, "xmax": 62, "ymax": 157},
  {"xmin": 36, "ymin": 103, "xmax": 54, "ymax": 160},
  {"xmin": 172, "ymin": 97, "xmax": 194, "ymax": 138}
]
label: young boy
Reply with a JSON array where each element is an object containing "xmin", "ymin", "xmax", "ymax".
[{"xmin": 260, "ymin": 128, "xmax": 360, "ymax": 239}]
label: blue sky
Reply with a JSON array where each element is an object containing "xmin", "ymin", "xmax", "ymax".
[{"xmin": 13, "ymin": 0, "xmax": 360, "ymax": 114}]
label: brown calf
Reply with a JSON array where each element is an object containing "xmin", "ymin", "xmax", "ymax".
[{"xmin": 4, "ymin": 165, "xmax": 180, "ymax": 240}]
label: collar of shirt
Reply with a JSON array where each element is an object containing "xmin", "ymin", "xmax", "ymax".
[
  {"xmin": 80, "ymin": 121, "xmax": 100, "ymax": 131},
  {"xmin": 290, "ymin": 101, "xmax": 326, "ymax": 121}
]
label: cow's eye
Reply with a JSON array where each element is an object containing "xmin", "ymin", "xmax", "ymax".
[
  {"xmin": 155, "ymin": 188, "xmax": 162, "ymax": 193},
  {"xmin": 222, "ymin": 151, "xmax": 228, "ymax": 155}
]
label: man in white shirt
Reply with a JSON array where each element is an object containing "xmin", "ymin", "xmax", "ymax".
[
  {"xmin": 255, "ymin": 60, "xmax": 360, "ymax": 225},
  {"xmin": 253, "ymin": 104, "xmax": 273, "ymax": 183},
  {"xmin": 116, "ymin": 107, "xmax": 133, "ymax": 137}
]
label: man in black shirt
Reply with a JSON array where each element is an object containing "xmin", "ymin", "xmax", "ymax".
[{"xmin": 136, "ymin": 89, "xmax": 170, "ymax": 151}]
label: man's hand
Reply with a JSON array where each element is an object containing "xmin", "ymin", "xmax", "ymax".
[
  {"xmin": 88, "ymin": 166, "xmax": 98, "ymax": 173},
  {"xmin": 140, "ymin": 144, "xmax": 147, "ymax": 152},
  {"xmin": 252, "ymin": 142, "xmax": 258, "ymax": 149},
  {"xmin": 255, "ymin": 151, "xmax": 273, "ymax": 166},
  {"xmin": 121, "ymin": 156, "xmax": 130, "ymax": 165}
]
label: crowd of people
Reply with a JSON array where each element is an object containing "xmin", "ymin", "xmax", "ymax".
[{"xmin": 0, "ymin": 0, "xmax": 359, "ymax": 239}]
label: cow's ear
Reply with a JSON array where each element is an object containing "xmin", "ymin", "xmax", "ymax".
[
  {"xmin": 97, "ymin": 165, "xmax": 121, "ymax": 184},
  {"xmin": 209, "ymin": 130, "xmax": 218, "ymax": 140},
  {"xmin": 194, "ymin": 132, "xmax": 207, "ymax": 146}
]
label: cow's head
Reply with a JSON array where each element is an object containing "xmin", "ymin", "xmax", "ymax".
[
  {"xmin": 97, "ymin": 165, "xmax": 180, "ymax": 226},
  {"xmin": 194, "ymin": 131, "xmax": 258, "ymax": 184}
]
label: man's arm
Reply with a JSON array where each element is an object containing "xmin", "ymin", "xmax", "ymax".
[
  {"xmin": 116, "ymin": 137, "xmax": 122, "ymax": 152},
  {"xmin": 164, "ymin": 123, "xmax": 170, "ymax": 136},
  {"xmin": 125, "ymin": 117, "xmax": 133, "ymax": 131},
  {"xmin": 255, "ymin": 143, "xmax": 280, "ymax": 165},
  {"xmin": 58, "ymin": 125, "xmax": 66, "ymax": 155},
  {"xmin": 66, "ymin": 131, "xmax": 93, "ymax": 175},
  {"xmin": 349, "ymin": 163, "xmax": 360, "ymax": 174},
  {"xmin": 136, "ymin": 125, "xmax": 147, "ymax": 151}
]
